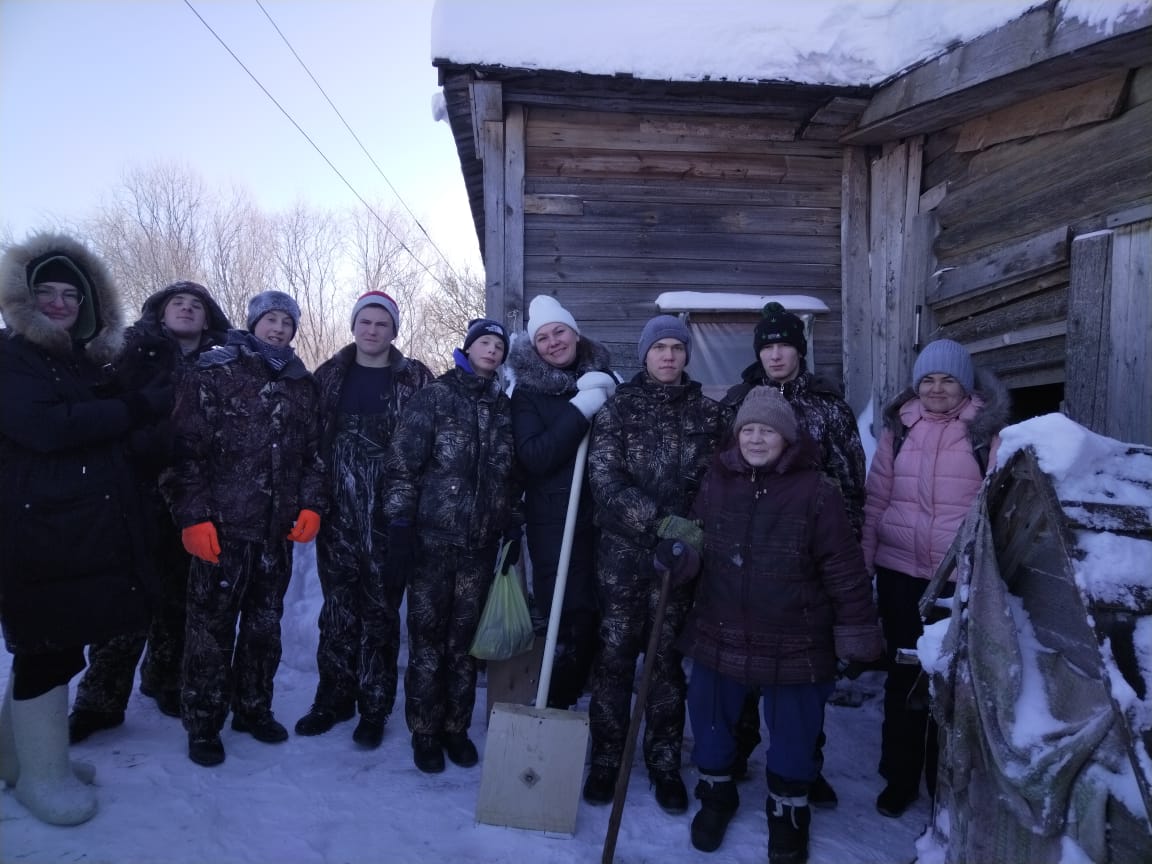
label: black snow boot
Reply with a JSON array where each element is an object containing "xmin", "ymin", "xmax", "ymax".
[
  {"xmin": 690, "ymin": 772, "xmax": 739, "ymax": 853},
  {"xmin": 582, "ymin": 765, "xmax": 617, "ymax": 805},
  {"xmin": 766, "ymin": 785, "xmax": 811, "ymax": 864},
  {"xmin": 650, "ymin": 768, "xmax": 689, "ymax": 814},
  {"xmin": 352, "ymin": 715, "xmax": 386, "ymax": 749}
]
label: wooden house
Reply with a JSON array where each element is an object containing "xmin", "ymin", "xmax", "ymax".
[{"xmin": 434, "ymin": 3, "xmax": 1152, "ymax": 443}]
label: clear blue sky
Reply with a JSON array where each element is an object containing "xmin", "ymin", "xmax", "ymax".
[{"xmin": 0, "ymin": 0, "xmax": 480, "ymax": 270}]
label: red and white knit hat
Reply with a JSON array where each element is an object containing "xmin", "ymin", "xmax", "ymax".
[{"xmin": 350, "ymin": 290, "xmax": 400, "ymax": 332}]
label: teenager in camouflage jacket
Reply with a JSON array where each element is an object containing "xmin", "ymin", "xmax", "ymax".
[
  {"xmin": 295, "ymin": 292, "xmax": 434, "ymax": 748},
  {"xmin": 383, "ymin": 319, "xmax": 521, "ymax": 773},
  {"xmin": 161, "ymin": 291, "xmax": 326, "ymax": 767},
  {"xmin": 583, "ymin": 315, "xmax": 726, "ymax": 814}
]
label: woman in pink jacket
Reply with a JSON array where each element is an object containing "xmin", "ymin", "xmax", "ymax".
[{"xmin": 862, "ymin": 339, "xmax": 1009, "ymax": 819}]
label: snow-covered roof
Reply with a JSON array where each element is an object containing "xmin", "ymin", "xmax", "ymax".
[{"xmin": 431, "ymin": 0, "xmax": 1150, "ymax": 87}]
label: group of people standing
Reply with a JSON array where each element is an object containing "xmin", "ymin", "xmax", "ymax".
[{"xmin": 0, "ymin": 231, "xmax": 1008, "ymax": 864}]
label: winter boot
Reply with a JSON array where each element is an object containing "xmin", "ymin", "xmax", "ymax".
[
  {"xmin": 67, "ymin": 708, "xmax": 125, "ymax": 743},
  {"xmin": 412, "ymin": 733, "xmax": 445, "ymax": 773},
  {"xmin": 294, "ymin": 701, "xmax": 356, "ymax": 736},
  {"xmin": 440, "ymin": 730, "xmax": 479, "ymax": 767},
  {"xmin": 352, "ymin": 715, "xmax": 386, "ymax": 749},
  {"xmin": 231, "ymin": 712, "xmax": 288, "ymax": 743},
  {"xmin": 766, "ymin": 789, "xmax": 811, "ymax": 864},
  {"xmin": 650, "ymin": 768, "xmax": 689, "ymax": 814},
  {"xmin": 690, "ymin": 772, "xmax": 739, "ymax": 852},
  {"xmin": 582, "ymin": 765, "xmax": 617, "ymax": 805},
  {"xmin": 0, "ymin": 677, "xmax": 95, "ymax": 787},
  {"xmin": 11, "ymin": 685, "xmax": 98, "ymax": 825}
]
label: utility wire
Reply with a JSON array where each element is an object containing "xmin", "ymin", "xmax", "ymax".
[
  {"xmin": 181, "ymin": 0, "xmax": 451, "ymax": 290},
  {"xmin": 254, "ymin": 0, "xmax": 464, "ymax": 283}
]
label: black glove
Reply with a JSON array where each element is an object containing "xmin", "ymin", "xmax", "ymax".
[
  {"xmin": 387, "ymin": 521, "xmax": 416, "ymax": 582},
  {"xmin": 653, "ymin": 539, "xmax": 701, "ymax": 586},
  {"xmin": 501, "ymin": 526, "xmax": 523, "ymax": 569}
]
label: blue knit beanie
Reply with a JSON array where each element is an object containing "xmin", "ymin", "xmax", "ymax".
[
  {"xmin": 912, "ymin": 339, "xmax": 975, "ymax": 393},
  {"xmin": 637, "ymin": 315, "xmax": 692, "ymax": 364}
]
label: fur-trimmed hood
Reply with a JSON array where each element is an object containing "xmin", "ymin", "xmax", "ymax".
[
  {"xmin": 133, "ymin": 281, "xmax": 232, "ymax": 347},
  {"xmin": 882, "ymin": 366, "xmax": 1011, "ymax": 451},
  {"xmin": 0, "ymin": 232, "xmax": 125, "ymax": 364},
  {"xmin": 507, "ymin": 331, "xmax": 615, "ymax": 396}
]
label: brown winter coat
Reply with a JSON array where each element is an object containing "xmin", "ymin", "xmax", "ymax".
[{"xmin": 678, "ymin": 436, "xmax": 883, "ymax": 685}]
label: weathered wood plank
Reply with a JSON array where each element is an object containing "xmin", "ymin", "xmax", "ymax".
[
  {"xmin": 937, "ymin": 288, "xmax": 1068, "ymax": 345},
  {"xmin": 1107, "ymin": 222, "xmax": 1152, "ymax": 444},
  {"xmin": 470, "ymin": 81, "xmax": 502, "ymax": 157},
  {"xmin": 934, "ymin": 100, "xmax": 1152, "ymax": 256},
  {"xmin": 526, "ymin": 177, "xmax": 844, "ymax": 208},
  {"xmin": 524, "ymin": 228, "xmax": 841, "ymax": 264},
  {"xmin": 481, "ymin": 118, "xmax": 506, "ymax": 315},
  {"xmin": 525, "ymin": 149, "xmax": 841, "ymax": 183},
  {"xmin": 955, "ymin": 71, "xmax": 1129, "ymax": 152},
  {"xmin": 932, "ymin": 268, "xmax": 1070, "ymax": 326},
  {"xmin": 975, "ymin": 334, "xmax": 1066, "ymax": 380},
  {"xmin": 524, "ymin": 256, "xmax": 840, "ymax": 288},
  {"xmin": 526, "ymin": 108, "xmax": 805, "ymax": 152},
  {"xmin": 929, "ymin": 226, "xmax": 1069, "ymax": 306},
  {"xmin": 1064, "ymin": 231, "xmax": 1113, "ymax": 432},
  {"xmin": 503, "ymin": 105, "xmax": 526, "ymax": 329},
  {"xmin": 808, "ymin": 96, "xmax": 871, "ymax": 127},
  {"xmin": 1108, "ymin": 204, "xmax": 1152, "ymax": 229},
  {"xmin": 919, "ymin": 181, "xmax": 948, "ymax": 214},
  {"xmin": 869, "ymin": 142, "xmax": 911, "ymax": 424},
  {"xmin": 964, "ymin": 320, "xmax": 1067, "ymax": 356},
  {"xmin": 900, "ymin": 137, "xmax": 937, "ymax": 351},
  {"xmin": 841, "ymin": 146, "xmax": 871, "ymax": 413},
  {"xmin": 846, "ymin": 5, "xmax": 1152, "ymax": 143},
  {"xmin": 522, "ymin": 194, "xmax": 583, "ymax": 216},
  {"xmin": 525, "ymin": 200, "xmax": 840, "ymax": 235}
]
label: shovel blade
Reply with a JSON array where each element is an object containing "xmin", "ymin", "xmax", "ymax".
[{"xmin": 476, "ymin": 703, "xmax": 589, "ymax": 834}]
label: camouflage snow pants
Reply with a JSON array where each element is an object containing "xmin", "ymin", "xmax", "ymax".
[
  {"xmin": 313, "ymin": 513, "xmax": 404, "ymax": 720},
  {"xmin": 587, "ymin": 531, "xmax": 695, "ymax": 776},
  {"xmin": 182, "ymin": 537, "xmax": 292, "ymax": 737},
  {"xmin": 404, "ymin": 541, "xmax": 497, "ymax": 737},
  {"xmin": 74, "ymin": 526, "xmax": 191, "ymax": 713}
]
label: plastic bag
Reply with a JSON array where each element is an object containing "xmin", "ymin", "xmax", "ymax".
[{"xmin": 468, "ymin": 541, "xmax": 535, "ymax": 661}]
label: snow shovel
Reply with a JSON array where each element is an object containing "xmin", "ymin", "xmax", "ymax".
[
  {"xmin": 601, "ymin": 545, "xmax": 679, "ymax": 864},
  {"xmin": 476, "ymin": 433, "xmax": 592, "ymax": 835}
]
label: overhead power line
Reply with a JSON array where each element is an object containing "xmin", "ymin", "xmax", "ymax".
[
  {"xmin": 181, "ymin": 0, "xmax": 452, "ymax": 291},
  {"xmin": 254, "ymin": 0, "xmax": 463, "ymax": 283}
]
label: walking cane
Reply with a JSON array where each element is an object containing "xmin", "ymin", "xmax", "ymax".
[{"xmin": 601, "ymin": 542, "xmax": 684, "ymax": 864}]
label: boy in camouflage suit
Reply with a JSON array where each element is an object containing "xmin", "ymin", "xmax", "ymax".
[
  {"xmin": 583, "ymin": 315, "xmax": 725, "ymax": 814},
  {"xmin": 162, "ymin": 291, "xmax": 326, "ymax": 767}
]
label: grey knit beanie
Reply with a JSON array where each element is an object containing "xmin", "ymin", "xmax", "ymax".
[
  {"xmin": 637, "ymin": 314, "xmax": 692, "ymax": 364},
  {"xmin": 912, "ymin": 339, "xmax": 975, "ymax": 393},
  {"xmin": 734, "ymin": 386, "xmax": 798, "ymax": 443},
  {"xmin": 247, "ymin": 290, "xmax": 301, "ymax": 334}
]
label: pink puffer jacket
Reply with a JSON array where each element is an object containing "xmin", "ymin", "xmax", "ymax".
[{"xmin": 862, "ymin": 383, "xmax": 1005, "ymax": 580}]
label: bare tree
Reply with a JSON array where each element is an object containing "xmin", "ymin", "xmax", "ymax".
[
  {"xmin": 204, "ymin": 187, "xmax": 276, "ymax": 329},
  {"xmin": 410, "ymin": 263, "xmax": 485, "ymax": 373},
  {"xmin": 270, "ymin": 202, "xmax": 348, "ymax": 368}
]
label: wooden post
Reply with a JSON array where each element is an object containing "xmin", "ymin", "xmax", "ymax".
[
  {"xmin": 503, "ymin": 104, "xmax": 526, "ymax": 330},
  {"xmin": 1107, "ymin": 222, "xmax": 1152, "ymax": 444},
  {"xmin": 472, "ymin": 80, "xmax": 506, "ymax": 319},
  {"xmin": 841, "ymin": 146, "xmax": 872, "ymax": 417},
  {"xmin": 1065, "ymin": 231, "xmax": 1113, "ymax": 434}
]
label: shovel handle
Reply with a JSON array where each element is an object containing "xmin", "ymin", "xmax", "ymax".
[{"xmin": 601, "ymin": 564, "xmax": 673, "ymax": 864}]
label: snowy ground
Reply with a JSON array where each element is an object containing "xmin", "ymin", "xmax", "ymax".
[{"xmin": 1, "ymin": 545, "xmax": 931, "ymax": 864}]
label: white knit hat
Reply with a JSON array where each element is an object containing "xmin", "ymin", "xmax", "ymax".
[
  {"xmin": 350, "ymin": 290, "xmax": 400, "ymax": 333},
  {"xmin": 526, "ymin": 294, "xmax": 579, "ymax": 342}
]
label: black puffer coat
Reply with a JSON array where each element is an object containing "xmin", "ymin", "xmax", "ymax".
[
  {"xmin": 384, "ymin": 366, "xmax": 521, "ymax": 550},
  {"xmin": 678, "ymin": 437, "xmax": 883, "ymax": 685},
  {"xmin": 0, "ymin": 233, "xmax": 152, "ymax": 652},
  {"xmin": 724, "ymin": 364, "xmax": 867, "ymax": 537},
  {"xmin": 161, "ymin": 331, "xmax": 327, "ymax": 544},
  {"xmin": 588, "ymin": 371, "xmax": 725, "ymax": 550}
]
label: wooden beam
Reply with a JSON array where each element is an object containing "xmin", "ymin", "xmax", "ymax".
[
  {"xmin": 1064, "ymin": 231, "xmax": 1113, "ymax": 433},
  {"xmin": 869, "ymin": 141, "xmax": 911, "ymax": 426},
  {"xmin": 523, "ymin": 194, "xmax": 584, "ymax": 216},
  {"xmin": 964, "ymin": 320, "xmax": 1067, "ymax": 356},
  {"xmin": 841, "ymin": 146, "xmax": 871, "ymax": 415},
  {"xmin": 844, "ymin": 6, "xmax": 1152, "ymax": 143},
  {"xmin": 470, "ymin": 81, "xmax": 503, "ymax": 157},
  {"xmin": 503, "ymin": 105, "xmax": 526, "ymax": 331},
  {"xmin": 919, "ymin": 181, "xmax": 947, "ymax": 214},
  {"xmin": 954, "ymin": 71, "xmax": 1128, "ymax": 152},
  {"xmin": 1107, "ymin": 222, "xmax": 1152, "ymax": 444},
  {"xmin": 480, "ymin": 111, "xmax": 506, "ymax": 317},
  {"xmin": 929, "ymin": 226, "xmax": 1069, "ymax": 306}
]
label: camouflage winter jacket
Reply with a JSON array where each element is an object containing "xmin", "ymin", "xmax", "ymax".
[
  {"xmin": 314, "ymin": 343, "xmax": 435, "ymax": 462},
  {"xmin": 384, "ymin": 366, "xmax": 521, "ymax": 550},
  {"xmin": 589, "ymin": 371, "xmax": 725, "ymax": 550},
  {"xmin": 161, "ymin": 331, "xmax": 327, "ymax": 545},
  {"xmin": 724, "ymin": 364, "xmax": 866, "ymax": 538}
]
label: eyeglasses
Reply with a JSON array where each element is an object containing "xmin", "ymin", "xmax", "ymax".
[{"xmin": 33, "ymin": 286, "xmax": 84, "ymax": 306}]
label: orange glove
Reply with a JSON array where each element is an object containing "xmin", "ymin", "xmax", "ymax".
[
  {"xmin": 182, "ymin": 521, "xmax": 220, "ymax": 564},
  {"xmin": 287, "ymin": 509, "xmax": 321, "ymax": 544}
]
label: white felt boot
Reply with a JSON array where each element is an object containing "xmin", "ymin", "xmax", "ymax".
[
  {"xmin": 11, "ymin": 685, "xmax": 98, "ymax": 825},
  {"xmin": 0, "ymin": 676, "xmax": 95, "ymax": 787}
]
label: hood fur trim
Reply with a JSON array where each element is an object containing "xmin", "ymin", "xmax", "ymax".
[
  {"xmin": 507, "ymin": 331, "xmax": 615, "ymax": 396},
  {"xmin": 882, "ymin": 366, "xmax": 1011, "ymax": 450},
  {"xmin": 0, "ymin": 232, "xmax": 125, "ymax": 363}
]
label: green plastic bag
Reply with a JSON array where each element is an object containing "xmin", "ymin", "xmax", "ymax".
[{"xmin": 469, "ymin": 541, "xmax": 535, "ymax": 661}]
